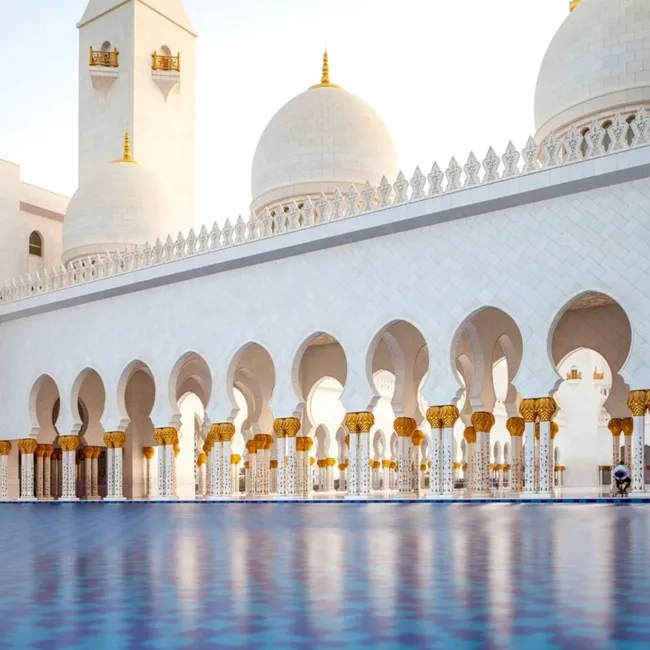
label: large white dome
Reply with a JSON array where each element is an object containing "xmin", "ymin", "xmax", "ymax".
[
  {"xmin": 63, "ymin": 137, "xmax": 178, "ymax": 264},
  {"xmin": 251, "ymin": 55, "xmax": 398, "ymax": 214},
  {"xmin": 534, "ymin": 0, "xmax": 650, "ymax": 141}
]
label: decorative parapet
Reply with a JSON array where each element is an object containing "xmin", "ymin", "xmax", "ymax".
[
  {"xmin": 566, "ymin": 368, "xmax": 582, "ymax": 381},
  {"xmin": 593, "ymin": 368, "xmax": 605, "ymax": 381},
  {"xmin": 2, "ymin": 108, "xmax": 650, "ymax": 305},
  {"xmin": 152, "ymin": 51, "xmax": 180, "ymax": 72},
  {"xmin": 89, "ymin": 47, "xmax": 119, "ymax": 68}
]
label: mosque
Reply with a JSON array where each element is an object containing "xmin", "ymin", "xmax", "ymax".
[{"xmin": 0, "ymin": 0, "xmax": 649, "ymax": 502}]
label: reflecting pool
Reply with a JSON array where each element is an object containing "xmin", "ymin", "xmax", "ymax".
[{"xmin": 1, "ymin": 503, "xmax": 649, "ymax": 649}]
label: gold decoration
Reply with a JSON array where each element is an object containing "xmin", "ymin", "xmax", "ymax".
[
  {"xmin": 519, "ymin": 399, "xmax": 537, "ymax": 423},
  {"xmin": 426, "ymin": 406, "xmax": 442, "ymax": 429},
  {"xmin": 535, "ymin": 422, "xmax": 540, "ymax": 441},
  {"xmin": 420, "ymin": 463, "xmax": 426, "ymax": 471},
  {"xmin": 110, "ymin": 432, "xmax": 127, "ymax": 449},
  {"xmin": 550, "ymin": 422, "xmax": 559, "ymax": 440},
  {"xmin": 305, "ymin": 436, "xmax": 314, "ymax": 451},
  {"xmin": 344, "ymin": 434, "xmax": 350, "ymax": 447},
  {"xmin": 344, "ymin": 413, "xmax": 358, "ymax": 434},
  {"xmin": 569, "ymin": 0, "xmax": 582, "ymax": 12},
  {"xmin": 593, "ymin": 368, "xmax": 605, "ymax": 381},
  {"xmin": 440, "ymin": 405, "xmax": 460, "ymax": 429},
  {"xmin": 471, "ymin": 411, "xmax": 495, "ymax": 433},
  {"xmin": 381, "ymin": 460, "xmax": 392, "ymax": 468},
  {"xmin": 174, "ymin": 444, "xmax": 181, "ymax": 458},
  {"xmin": 196, "ymin": 452, "xmax": 207, "ymax": 466},
  {"xmin": 411, "ymin": 430, "xmax": 425, "ymax": 446},
  {"xmin": 453, "ymin": 462, "xmax": 461, "ymax": 469},
  {"xmin": 143, "ymin": 446, "xmax": 155, "ymax": 460},
  {"xmin": 506, "ymin": 417, "xmax": 525, "ymax": 437},
  {"xmin": 269, "ymin": 459, "xmax": 278, "ymax": 469},
  {"xmin": 0, "ymin": 441, "xmax": 12, "ymax": 455},
  {"xmin": 103, "ymin": 433, "xmax": 114, "ymax": 448},
  {"xmin": 152, "ymin": 50, "xmax": 180, "ymax": 72},
  {"xmin": 317, "ymin": 459, "xmax": 326, "ymax": 468},
  {"xmin": 112, "ymin": 131, "xmax": 138, "ymax": 164},
  {"xmin": 231, "ymin": 454, "xmax": 242, "ymax": 465},
  {"xmin": 391, "ymin": 461, "xmax": 397, "ymax": 470},
  {"xmin": 244, "ymin": 461, "xmax": 249, "ymax": 469},
  {"xmin": 310, "ymin": 456, "xmax": 316, "ymax": 466},
  {"xmin": 536, "ymin": 398, "xmax": 557, "ymax": 422},
  {"xmin": 273, "ymin": 419, "xmax": 286, "ymax": 439},
  {"xmin": 599, "ymin": 465, "xmax": 612, "ymax": 471},
  {"xmin": 295, "ymin": 437, "xmax": 304, "ymax": 453},
  {"xmin": 566, "ymin": 368, "xmax": 582, "ymax": 381},
  {"xmin": 58, "ymin": 436, "xmax": 79, "ymax": 452},
  {"xmin": 627, "ymin": 390, "xmax": 648, "ymax": 417},
  {"xmin": 220, "ymin": 423, "xmax": 236, "ymax": 442},
  {"xmin": 41, "ymin": 444, "xmax": 54, "ymax": 458},
  {"xmin": 309, "ymin": 49, "xmax": 341, "ymax": 90},
  {"xmin": 356, "ymin": 412, "xmax": 374, "ymax": 433},
  {"xmin": 338, "ymin": 463, "xmax": 346, "ymax": 471},
  {"xmin": 557, "ymin": 465, "xmax": 566, "ymax": 472},
  {"xmin": 89, "ymin": 46, "xmax": 119, "ymax": 68},
  {"xmin": 284, "ymin": 417, "xmax": 301, "ymax": 438},
  {"xmin": 246, "ymin": 439, "xmax": 257, "ymax": 454},
  {"xmin": 463, "ymin": 427, "xmax": 476, "ymax": 444},
  {"xmin": 162, "ymin": 428, "xmax": 178, "ymax": 446},
  {"xmin": 153, "ymin": 429, "xmax": 165, "ymax": 446},
  {"xmin": 622, "ymin": 417, "xmax": 634, "ymax": 436},
  {"xmin": 394, "ymin": 417, "xmax": 417, "ymax": 438},
  {"xmin": 608, "ymin": 418, "xmax": 622, "ymax": 437}
]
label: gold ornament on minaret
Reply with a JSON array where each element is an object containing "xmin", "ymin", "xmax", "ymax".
[
  {"xmin": 310, "ymin": 50, "xmax": 342, "ymax": 90},
  {"xmin": 112, "ymin": 131, "xmax": 138, "ymax": 164}
]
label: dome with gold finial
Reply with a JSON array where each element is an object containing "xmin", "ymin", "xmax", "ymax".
[
  {"xmin": 534, "ymin": 0, "xmax": 650, "ymax": 141},
  {"xmin": 250, "ymin": 51, "xmax": 397, "ymax": 215},
  {"xmin": 62, "ymin": 132, "xmax": 178, "ymax": 264}
]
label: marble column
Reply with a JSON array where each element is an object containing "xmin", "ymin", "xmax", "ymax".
[
  {"xmin": 338, "ymin": 462, "xmax": 347, "ymax": 492},
  {"xmin": 231, "ymin": 455, "xmax": 241, "ymax": 496},
  {"xmin": 536, "ymin": 398, "xmax": 557, "ymax": 495},
  {"xmin": 627, "ymin": 390, "xmax": 648, "ymax": 493},
  {"xmin": 394, "ymin": 417, "xmax": 416, "ymax": 494},
  {"xmin": 549, "ymin": 422, "xmax": 559, "ymax": 489},
  {"xmin": 153, "ymin": 428, "xmax": 177, "ymax": 499},
  {"xmin": 254, "ymin": 434, "xmax": 266, "ymax": 496},
  {"xmin": 471, "ymin": 412, "xmax": 496, "ymax": 494},
  {"xmin": 0, "ymin": 441, "xmax": 11, "ymax": 500},
  {"xmin": 463, "ymin": 427, "xmax": 476, "ymax": 492},
  {"xmin": 411, "ymin": 430, "xmax": 424, "ymax": 495},
  {"xmin": 220, "ymin": 423, "xmax": 236, "ymax": 497},
  {"xmin": 270, "ymin": 459, "xmax": 278, "ymax": 493},
  {"xmin": 441, "ymin": 405, "xmax": 459, "ymax": 496},
  {"xmin": 196, "ymin": 452, "xmax": 207, "ymax": 497},
  {"xmin": 35, "ymin": 445, "xmax": 45, "ymax": 499},
  {"xmin": 143, "ymin": 447, "xmax": 155, "ymax": 498},
  {"xmin": 357, "ymin": 413, "xmax": 374, "ymax": 496},
  {"xmin": 42, "ymin": 446, "xmax": 53, "ymax": 499},
  {"xmin": 345, "ymin": 414, "xmax": 359, "ymax": 496},
  {"xmin": 173, "ymin": 443, "xmax": 180, "ymax": 498},
  {"xmin": 58, "ymin": 436, "xmax": 80, "ymax": 501},
  {"xmin": 18, "ymin": 439, "xmax": 38, "ymax": 500},
  {"xmin": 381, "ymin": 459, "xmax": 391, "ymax": 492},
  {"xmin": 274, "ymin": 419, "xmax": 287, "ymax": 496},
  {"xmin": 609, "ymin": 419, "xmax": 622, "ymax": 471},
  {"xmin": 520, "ymin": 399, "xmax": 537, "ymax": 493},
  {"xmin": 204, "ymin": 424, "xmax": 220, "ymax": 499},
  {"xmin": 506, "ymin": 417, "xmax": 525, "ymax": 491},
  {"xmin": 295, "ymin": 437, "xmax": 305, "ymax": 495},
  {"xmin": 622, "ymin": 417, "xmax": 633, "ymax": 469},
  {"xmin": 426, "ymin": 407, "xmax": 442, "ymax": 495},
  {"xmin": 84, "ymin": 448, "xmax": 93, "ymax": 499},
  {"xmin": 283, "ymin": 418, "xmax": 300, "ymax": 496},
  {"xmin": 246, "ymin": 440, "xmax": 257, "ymax": 497},
  {"xmin": 104, "ymin": 432, "xmax": 126, "ymax": 500},
  {"xmin": 51, "ymin": 449, "xmax": 60, "ymax": 498}
]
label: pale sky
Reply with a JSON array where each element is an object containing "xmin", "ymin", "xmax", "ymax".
[{"xmin": 0, "ymin": 0, "xmax": 568, "ymax": 227}]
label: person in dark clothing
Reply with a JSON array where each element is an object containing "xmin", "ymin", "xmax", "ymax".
[{"xmin": 613, "ymin": 464, "xmax": 631, "ymax": 495}]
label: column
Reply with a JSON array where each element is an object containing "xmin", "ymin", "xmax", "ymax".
[
  {"xmin": 18, "ymin": 439, "xmax": 38, "ymax": 500},
  {"xmin": 327, "ymin": 458, "xmax": 336, "ymax": 492},
  {"xmin": 153, "ymin": 428, "xmax": 177, "ymax": 499},
  {"xmin": 356, "ymin": 412, "xmax": 374, "ymax": 496},
  {"xmin": 463, "ymin": 427, "xmax": 476, "ymax": 492},
  {"xmin": 0, "ymin": 441, "xmax": 11, "ymax": 500},
  {"xmin": 274, "ymin": 419, "xmax": 287, "ymax": 496},
  {"xmin": 627, "ymin": 390, "xmax": 648, "ymax": 493},
  {"xmin": 91, "ymin": 447, "xmax": 99, "ymax": 497},
  {"xmin": 84, "ymin": 448, "xmax": 93, "ymax": 499},
  {"xmin": 441, "ymin": 405, "xmax": 459, "ymax": 496},
  {"xmin": 105, "ymin": 434, "xmax": 115, "ymax": 498},
  {"xmin": 381, "ymin": 459, "xmax": 391, "ymax": 492},
  {"xmin": 394, "ymin": 417, "xmax": 416, "ymax": 494},
  {"xmin": 253, "ymin": 434, "xmax": 266, "ymax": 496},
  {"xmin": 549, "ymin": 422, "xmax": 559, "ymax": 489},
  {"xmin": 309, "ymin": 455, "xmax": 315, "ymax": 495},
  {"xmin": 506, "ymin": 417, "xmax": 525, "ymax": 491},
  {"xmin": 426, "ymin": 407, "xmax": 441, "ymax": 495},
  {"xmin": 246, "ymin": 439, "xmax": 257, "ymax": 497},
  {"xmin": 143, "ymin": 447, "xmax": 155, "ymax": 498},
  {"xmin": 270, "ymin": 459, "xmax": 278, "ymax": 493},
  {"xmin": 204, "ymin": 425, "xmax": 219, "ymax": 499},
  {"xmin": 196, "ymin": 452, "xmax": 206, "ymax": 497},
  {"xmin": 58, "ymin": 436, "xmax": 80, "ymax": 501},
  {"xmin": 338, "ymin": 462, "xmax": 347, "ymax": 492},
  {"xmin": 112, "ymin": 433, "xmax": 126, "ymax": 500},
  {"xmin": 231, "ymin": 454, "xmax": 241, "ymax": 496},
  {"xmin": 35, "ymin": 445, "xmax": 45, "ymax": 499},
  {"xmin": 520, "ymin": 399, "xmax": 537, "ymax": 493},
  {"xmin": 411, "ymin": 430, "xmax": 424, "ymax": 495},
  {"xmin": 42, "ymin": 445, "xmax": 53, "ymax": 499},
  {"xmin": 172, "ymin": 443, "xmax": 180, "ymax": 498},
  {"xmin": 622, "ymin": 417, "xmax": 633, "ymax": 469},
  {"xmin": 295, "ymin": 437, "xmax": 305, "ymax": 495},
  {"xmin": 536, "ymin": 398, "xmax": 557, "ymax": 495},
  {"xmin": 51, "ymin": 449, "xmax": 60, "ymax": 498},
  {"xmin": 471, "ymin": 412, "xmax": 496, "ymax": 494},
  {"xmin": 283, "ymin": 417, "xmax": 300, "ymax": 496},
  {"xmin": 345, "ymin": 415, "xmax": 359, "ymax": 496},
  {"xmin": 609, "ymin": 419, "xmax": 622, "ymax": 471},
  {"xmin": 221, "ymin": 423, "xmax": 235, "ymax": 497}
]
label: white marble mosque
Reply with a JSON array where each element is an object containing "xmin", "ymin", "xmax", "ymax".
[{"xmin": 2, "ymin": 0, "xmax": 650, "ymax": 502}]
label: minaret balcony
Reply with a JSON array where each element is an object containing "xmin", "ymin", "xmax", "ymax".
[
  {"xmin": 89, "ymin": 47, "xmax": 119, "ymax": 68},
  {"xmin": 88, "ymin": 47, "xmax": 119, "ymax": 93},
  {"xmin": 152, "ymin": 52, "xmax": 180, "ymax": 72},
  {"xmin": 151, "ymin": 51, "xmax": 181, "ymax": 101}
]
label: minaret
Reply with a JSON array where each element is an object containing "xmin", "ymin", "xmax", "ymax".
[{"xmin": 77, "ymin": 0, "xmax": 196, "ymax": 231}]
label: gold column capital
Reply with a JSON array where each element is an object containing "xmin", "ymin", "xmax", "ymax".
[
  {"xmin": 356, "ymin": 411, "xmax": 374, "ymax": 433},
  {"xmin": 425, "ymin": 406, "xmax": 441, "ymax": 429},
  {"xmin": 608, "ymin": 418, "xmax": 622, "ymax": 437},
  {"xmin": 283, "ymin": 417, "xmax": 301, "ymax": 438},
  {"xmin": 269, "ymin": 459, "xmax": 278, "ymax": 469},
  {"xmin": 506, "ymin": 417, "xmax": 525, "ymax": 437},
  {"xmin": 344, "ymin": 413, "xmax": 359, "ymax": 433},
  {"xmin": 440, "ymin": 405, "xmax": 460, "ymax": 428},
  {"xmin": 536, "ymin": 397, "xmax": 557, "ymax": 422},
  {"xmin": 196, "ymin": 452, "xmax": 206, "ymax": 466},
  {"xmin": 273, "ymin": 418, "xmax": 286, "ymax": 438},
  {"xmin": 411, "ymin": 430, "xmax": 425, "ymax": 446},
  {"xmin": 519, "ymin": 399, "xmax": 537, "ymax": 422},
  {"xmin": 471, "ymin": 411, "xmax": 495, "ymax": 433},
  {"xmin": 231, "ymin": 454, "xmax": 242, "ymax": 465},
  {"xmin": 0, "ymin": 440, "xmax": 11, "ymax": 455},
  {"xmin": 550, "ymin": 422, "xmax": 560, "ymax": 440},
  {"xmin": 111, "ymin": 432, "xmax": 127, "ymax": 449},
  {"xmin": 58, "ymin": 436, "xmax": 79, "ymax": 452},
  {"xmin": 394, "ymin": 416, "xmax": 416, "ymax": 437},
  {"xmin": 627, "ymin": 390, "xmax": 648, "ymax": 417},
  {"xmin": 246, "ymin": 439, "xmax": 257, "ymax": 454},
  {"xmin": 220, "ymin": 422, "xmax": 236, "ymax": 442},
  {"xmin": 463, "ymin": 426, "xmax": 476, "ymax": 444},
  {"xmin": 19, "ymin": 438, "xmax": 38, "ymax": 455},
  {"xmin": 173, "ymin": 444, "xmax": 181, "ymax": 458},
  {"xmin": 143, "ymin": 446, "xmax": 155, "ymax": 460}
]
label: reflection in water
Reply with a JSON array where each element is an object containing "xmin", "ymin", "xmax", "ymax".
[{"xmin": 1, "ymin": 504, "xmax": 650, "ymax": 648}]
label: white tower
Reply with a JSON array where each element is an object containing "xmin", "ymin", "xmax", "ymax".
[{"xmin": 77, "ymin": 0, "xmax": 196, "ymax": 232}]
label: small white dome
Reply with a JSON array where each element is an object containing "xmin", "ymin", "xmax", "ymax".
[
  {"xmin": 534, "ymin": 0, "xmax": 650, "ymax": 141},
  {"xmin": 251, "ymin": 55, "xmax": 397, "ymax": 214},
  {"xmin": 63, "ymin": 139, "xmax": 177, "ymax": 264}
]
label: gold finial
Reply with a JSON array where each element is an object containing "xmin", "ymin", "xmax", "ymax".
[
  {"xmin": 309, "ymin": 49, "xmax": 341, "ymax": 90},
  {"xmin": 569, "ymin": 0, "xmax": 582, "ymax": 12},
  {"xmin": 112, "ymin": 130, "xmax": 138, "ymax": 164}
]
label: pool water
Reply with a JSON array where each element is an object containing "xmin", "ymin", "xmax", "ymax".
[{"xmin": 1, "ymin": 503, "xmax": 649, "ymax": 649}]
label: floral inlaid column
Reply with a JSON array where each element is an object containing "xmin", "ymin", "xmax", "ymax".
[
  {"xmin": 622, "ymin": 417, "xmax": 633, "ymax": 469},
  {"xmin": 506, "ymin": 417, "xmax": 525, "ymax": 491},
  {"xmin": 356, "ymin": 412, "xmax": 374, "ymax": 496},
  {"xmin": 143, "ymin": 447, "xmax": 155, "ymax": 498},
  {"xmin": 246, "ymin": 439, "xmax": 257, "ymax": 497},
  {"xmin": 536, "ymin": 398, "xmax": 557, "ymax": 494},
  {"xmin": 345, "ymin": 414, "xmax": 359, "ymax": 496},
  {"xmin": 84, "ymin": 447, "xmax": 93, "ymax": 499},
  {"xmin": 231, "ymin": 454, "xmax": 241, "ymax": 496},
  {"xmin": 253, "ymin": 434, "xmax": 266, "ymax": 496},
  {"xmin": 609, "ymin": 419, "xmax": 622, "ymax": 471},
  {"xmin": 274, "ymin": 419, "xmax": 287, "ymax": 496},
  {"xmin": 153, "ymin": 428, "xmax": 177, "ymax": 499},
  {"xmin": 338, "ymin": 462, "xmax": 347, "ymax": 492},
  {"xmin": 471, "ymin": 412, "xmax": 496, "ymax": 494},
  {"xmin": 58, "ymin": 436, "xmax": 80, "ymax": 501},
  {"xmin": 295, "ymin": 437, "xmax": 306, "ymax": 495},
  {"xmin": 18, "ymin": 439, "xmax": 38, "ymax": 500},
  {"xmin": 270, "ymin": 459, "xmax": 278, "ymax": 493},
  {"xmin": 520, "ymin": 399, "xmax": 537, "ymax": 493},
  {"xmin": 219, "ymin": 424, "xmax": 235, "ymax": 497},
  {"xmin": 173, "ymin": 443, "xmax": 180, "ymax": 497},
  {"xmin": 394, "ymin": 417, "xmax": 416, "ymax": 494},
  {"xmin": 463, "ymin": 427, "xmax": 476, "ymax": 493},
  {"xmin": 0, "ymin": 441, "xmax": 11, "ymax": 500},
  {"xmin": 381, "ymin": 459, "xmax": 391, "ymax": 492},
  {"xmin": 51, "ymin": 449, "xmax": 61, "ymax": 498},
  {"xmin": 196, "ymin": 452, "xmax": 207, "ymax": 497},
  {"xmin": 411, "ymin": 430, "xmax": 424, "ymax": 495},
  {"xmin": 549, "ymin": 422, "xmax": 559, "ymax": 489},
  {"xmin": 441, "ymin": 406, "xmax": 459, "ymax": 496},
  {"xmin": 35, "ymin": 445, "xmax": 46, "ymax": 499},
  {"xmin": 627, "ymin": 390, "xmax": 649, "ymax": 492},
  {"xmin": 283, "ymin": 418, "xmax": 301, "ymax": 496},
  {"xmin": 204, "ymin": 425, "xmax": 220, "ymax": 499},
  {"xmin": 104, "ymin": 433, "xmax": 126, "ymax": 500},
  {"xmin": 426, "ymin": 407, "xmax": 442, "ymax": 495}
]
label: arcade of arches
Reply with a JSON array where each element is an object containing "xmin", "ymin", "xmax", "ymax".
[{"xmin": 1, "ymin": 293, "xmax": 647, "ymax": 501}]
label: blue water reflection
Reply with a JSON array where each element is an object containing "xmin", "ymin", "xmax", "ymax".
[{"xmin": 0, "ymin": 503, "xmax": 649, "ymax": 649}]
